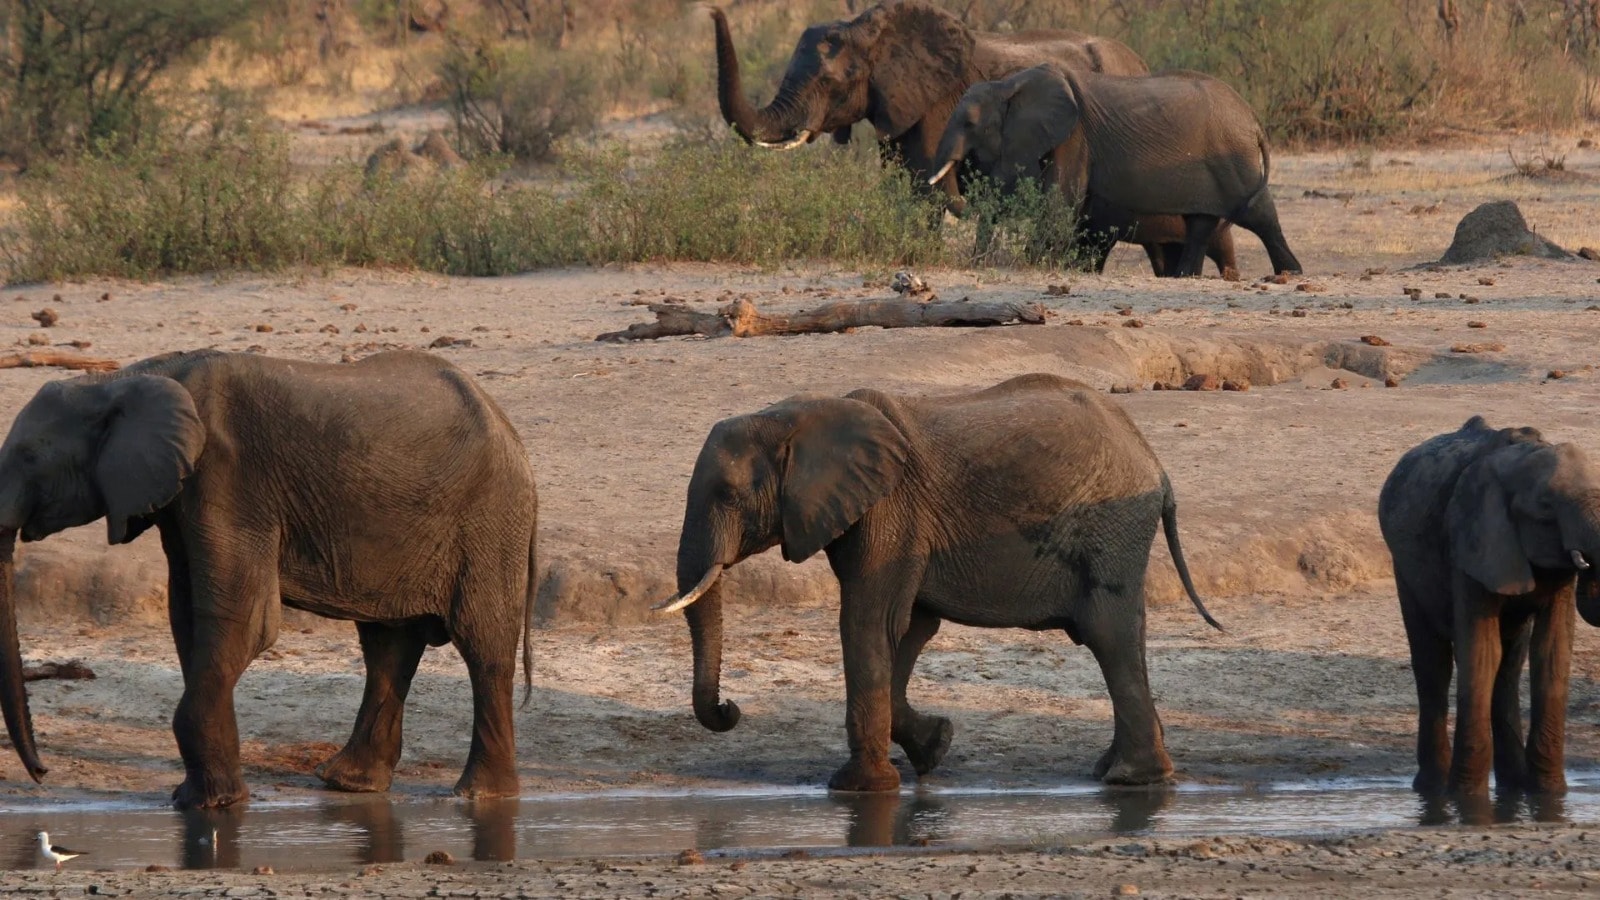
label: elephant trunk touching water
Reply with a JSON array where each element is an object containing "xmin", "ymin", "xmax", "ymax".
[{"xmin": 0, "ymin": 527, "xmax": 45, "ymax": 783}]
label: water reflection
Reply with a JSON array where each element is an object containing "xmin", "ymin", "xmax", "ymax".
[
  {"xmin": 1416, "ymin": 790, "xmax": 1569, "ymax": 828},
  {"xmin": 180, "ymin": 807, "xmax": 242, "ymax": 869},
  {"xmin": 321, "ymin": 797, "xmax": 406, "ymax": 863},
  {"xmin": 466, "ymin": 798, "xmax": 519, "ymax": 861}
]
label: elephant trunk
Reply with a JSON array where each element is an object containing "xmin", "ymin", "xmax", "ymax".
[
  {"xmin": 929, "ymin": 132, "xmax": 967, "ymax": 187},
  {"xmin": 671, "ymin": 526, "xmax": 741, "ymax": 733},
  {"xmin": 0, "ymin": 528, "xmax": 45, "ymax": 782},
  {"xmin": 1564, "ymin": 497, "xmax": 1600, "ymax": 626},
  {"xmin": 710, "ymin": 6, "xmax": 809, "ymax": 149}
]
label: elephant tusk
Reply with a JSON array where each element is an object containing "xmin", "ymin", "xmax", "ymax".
[
  {"xmin": 1573, "ymin": 549, "xmax": 1591, "ymax": 571},
  {"xmin": 927, "ymin": 160, "xmax": 956, "ymax": 186},
  {"xmin": 756, "ymin": 130, "xmax": 812, "ymax": 151},
  {"xmin": 653, "ymin": 564, "xmax": 725, "ymax": 613}
]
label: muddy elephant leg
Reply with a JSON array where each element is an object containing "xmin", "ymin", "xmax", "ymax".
[
  {"xmin": 1175, "ymin": 215, "xmax": 1221, "ymax": 278},
  {"xmin": 1232, "ymin": 189, "xmax": 1302, "ymax": 275},
  {"xmin": 1447, "ymin": 589, "xmax": 1502, "ymax": 795},
  {"xmin": 1525, "ymin": 589, "xmax": 1573, "ymax": 794},
  {"xmin": 1397, "ymin": 582, "xmax": 1452, "ymax": 795},
  {"xmin": 1207, "ymin": 225, "xmax": 1239, "ymax": 279},
  {"xmin": 1081, "ymin": 590, "xmax": 1173, "ymax": 785},
  {"xmin": 890, "ymin": 608, "xmax": 951, "ymax": 777},
  {"xmin": 450, "ymin": 586, "xmax": 523, "ymax": 800},
  {"xmin": 1490, "ymin": 613, "xmax": 1531, "ymax": 790},
  {"xmin": 829, "ymin": 570, "xmax": 921, "ymax": 793},
  {"xmin": 318, "ymin": 622, "xmax": 428, "ymax": 793}
]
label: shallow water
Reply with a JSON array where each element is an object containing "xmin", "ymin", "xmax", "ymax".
[{"xmin": 2, "ymin": 774, "xmax": 1598, "ymax": 871}]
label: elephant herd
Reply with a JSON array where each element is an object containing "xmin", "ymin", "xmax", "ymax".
[{"xmin": 0, "ymin": 0, "xmax": 1592, "ymax": 815}]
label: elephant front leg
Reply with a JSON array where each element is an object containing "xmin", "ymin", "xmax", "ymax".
[
  {"xmin": 1081, "ymin": 600, "xmax": 1173, "ymax": 786},
  {"xmin": 1524, "ymin": 591, "xmax": 1574, "ymax": 794},
  {"xmin": 1447, "ymin": 596, "xmax": 1503, "ymax": 796},
  {"xmin": 170, "ymin": 632, "xmax": 252, "ymax": 809},
  {"xmin": 318, "ymin": 622, "xmax": 428, "ymax": 793},
  {"xmin": 1490, "ymin": 614, "xmax": 1531, "ymax": 791},
  {"xmin": 890, "ymin": 608, "xmax": 952, "ymax": 777},
  {"xmin": 828, "ymin": 585, "xmax": 909, "ymax": 793},
  {"xmin": 1398, "ymin": 586, "xmax": 1452, "ymax": 794}
]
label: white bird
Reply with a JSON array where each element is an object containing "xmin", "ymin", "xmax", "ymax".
[{"xmin": 36, "ymin": 832, "xmax": 86, "ymax": 870}]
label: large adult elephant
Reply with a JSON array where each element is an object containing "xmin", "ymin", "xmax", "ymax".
[
  {"xmin": 657, "ymin": 374, "xmax": 1220, "ymax": 792},
  {"xmin": 1378, "ymin": 416, "xmax": 1600, "ymax": 798},
  {"xmin": 932, "ymin": 65, "xmax": 1302, "ymax": 277},
  {"xmin": 0, "ymin": 350, "xmax": 538, "ymax": 808}
]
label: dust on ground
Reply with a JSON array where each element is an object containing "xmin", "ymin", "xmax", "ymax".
[{"xmin": 1, "ymin": 138, "xmax": 1600, "ymax": 894}]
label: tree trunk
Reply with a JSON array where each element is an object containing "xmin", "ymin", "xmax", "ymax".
[{"xmin": 597, "ymin": 296, "xmax": 1047, "ymax": 342}]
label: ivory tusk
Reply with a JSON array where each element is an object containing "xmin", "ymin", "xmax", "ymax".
[
  {"xmin": 927, "ymin": 160, "xmax": 956, "ymax": 186},
  {"xmin": 1573, "ymin": 549, "xmax": 1591, "ymax": 571},
  {"xmin": 756, "ymin": 130, "xmax": 812, "ymax": 151},
  {"xmin": 653, "ymin": 564, "xmax": 726, "ymax": 613}
]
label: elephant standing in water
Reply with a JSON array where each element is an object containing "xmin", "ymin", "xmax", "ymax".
[
  {"xmin": 658, "ymin": 374, "xmax": 1220, "ymax": 792},
  {"xmin": 0, "ymin": 350, "xmax": 538, "ymax": 808},
  {"xmin": 1380, "ymin": 416, "xmax": 1600, "ymax": 797},
  {"xmin": 932, "ymin": 64, "xmax": 1302, "ymax": 277}
]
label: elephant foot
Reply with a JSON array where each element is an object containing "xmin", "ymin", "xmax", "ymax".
[
  {"xmin": 895, "ymin": 716, "xmax": 953, "ymax": 777},
  {"xmin": 452, "ymin": 760, "xmax": 521, "ymax": 800},
  {"xmin": 1093, "ymin": 743, "xmax": 1173, "ymax": 786},
  {"xmin": 171, "ymin": 769, "xmax": 249, "ymax": 810},
  {"xmin": 827, "ymin": 757, "xmax": 901, "ymax": 793},
  {"xmin": 1412, "ymin": 768, "xmax": 1449, "ymax": 796},
  {"xmin": 1513, "ymin": 766, "xmax": 1567, "ymax": 797},
  {"xmin": 316, "ymin": 748, "xmax": 396, "ymax": 794}
]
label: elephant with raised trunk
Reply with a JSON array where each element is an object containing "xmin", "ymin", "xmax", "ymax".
[
  {"xmin": 658, "ymin": 374, "xmax": 1220, "ymax": 792},
  {"xmin": 932, "ymin": 65, "xmax": 1302, "ymax": 277},
  {"xmin": 0, "ymin": 350, "xmax": 538, "ymax": 808},
  {"xmin": 1379, "ymin": 416, "xmax": 1600, "ymax": 798}
]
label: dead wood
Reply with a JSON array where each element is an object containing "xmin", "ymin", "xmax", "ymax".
[
  {"xmin": 597, "ymin": 297, "xmax": 1046, "ymax": 342},
  {"xmin": 23, "ymin": 660, "xmax": 96, "ymax": 682},
  {"xmin": 0, "ymin": 350, "xmax": 119, "ymax": 372}
]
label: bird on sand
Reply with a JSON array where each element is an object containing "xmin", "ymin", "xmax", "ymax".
[{"xmin": 36, "ymin": 832, "xmax": 87, "ymax": 870}]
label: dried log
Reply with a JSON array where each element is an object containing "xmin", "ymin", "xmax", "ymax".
[
  {"xmin": 23, "ymin": 660, "xmax": 96, "ymax": 682},
  {"xmin": 597, "ymin": 297, "xmax": 1045, "ymax": 342},
  {"xmin": 0, "ymin": 350, "xmax": 119, "ymax": 373}
]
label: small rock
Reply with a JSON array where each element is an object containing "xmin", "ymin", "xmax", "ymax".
[
  {"xmin": 1467, "ymin": 320, "xmax": 1487, "ymax": 328},
  {"xmin": 98, "ymin": 292, "xmax": 112, "ymax": 302},
  {"xmin": 1591, "ymin": 305, "xmax": 1600, "ymax": 311},
  {"xmin": 676, "ymin": 849, "xmax": 704, "ymax": 866},
  {"xmin": 1581, "ymin": 247, "xmax": 1600, "ymax": 261},
  {"xmin": 251, "ymin": 866, "xmax": 274, "ymax": 875},
  {"xmin": 1222, "ymin": 378, "xmax": 1249, "ymax": 391},
  {"xmin": 1462, "ymin": 296, "xmax": 1480, "ymax": 304},
  {"xmin": 1403, "ymin": 287, "xmax": 1422, "ymax": 298},
  {"xmin": 428, "ymin": 335, "xmax": 473, "ymax": 349},
  {"xmin": 26, "ymin": 333, "xmax": 48, "ymax": 346},
  {"xmin": 253, "ymin": 323, "xmax": 273, "ymax": 333},
  {"xmin": 1295, "ymin": 282, "xmax": 1328, "ymax": 292},
  {"xmin": 420, "ymin": 325, "xmax": 430, "ymax": 333},
  {"xmin": 1290, "ymin": 308, "xmax": 1308, "ymax": 317},
  {"xmin": 1434, "ymin": 291, "xmax": 1452, "ymax": 299},
  {"xmin": 1269, "ymin": 272, "xmax": 1291, "ymax": 284},
  {"xmin": 1359, "ymin": 334, "xmax": 1390, "ymax": 346},
  {"xmin": 31, "ymin": 308, "xmax": 57, "ymax": 327},
  {"xmin": 1582, "ymin": 138, "xmax": 1595, "ymax": 149},
  {"xmin": 359, "ymin": 865, "xmax": 383, "ymax": 876},
  {"xmin": 1113, "ymin": 886, "xmax": 1140, "ymax": 897},
  {"xmin": 1109, "ymin": 384, "xmax": 1138, "ymax": 394},
  {"xmin": 1151, "ymin": 381, "xmax": 1166, "ymax": 391},
  {"xmin": 423, "ymin": 850, "xmax": 454, "ymax": 865},
  {"xmin": 144, "ymin": 865, "xmax": 171, "ymax": 873},
  {"xmin": 320, "ymin": 324, "xmax": 339, "ymax": 334},
  {"xmin": 1385, "ymin": 375, "xmax": 1401, "ymax": 387},
  {"xmin": 1122, "ymin": 318, "xmax": 1144, "ymax": 328},
  {"xmin": 1548, "ymin": 370, "xmax": 1567, "ymax": 380},
  {"xmin": 1477, "ymin": 276, "xmax": 1496, "ymax": 286},
  {"xmin": 1451, "ymin": 342, "xmax": 1505, "ymax": 353},
  {"xmin": 354, "ymin": 323, "xmax": 368, "ymax": 333},
  {"xmin": 1044, "ymin": 284, "xmax": 1070, "ymax": 296},
  {"xmin": 1330, "ymin": 377, "xmax": 1349, "ymax": 389},
  {"xmin": 339, "ymin": 302, "xmax": 357, "ymax": 311},
  {"xmin": 1182, "ymin": 374, "xmax": 1220, "ymax": 391}
]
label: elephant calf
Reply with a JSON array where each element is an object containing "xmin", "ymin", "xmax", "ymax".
[
  {"xmin": 1379, "ymin": 416, "xmax": 1600, "ymax": 797},
  {"xmin": 0, "ymin": 350, "xmax": 538, "ymax": 808},
  {"xmin": 658, "ymin": 373, "xmax": 1219, "ymax": 792}
]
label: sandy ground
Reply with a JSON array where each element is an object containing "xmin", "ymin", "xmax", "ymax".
[{"xmin": 0, "ymin": 139, "xmax": 1599, "ymax": 893}]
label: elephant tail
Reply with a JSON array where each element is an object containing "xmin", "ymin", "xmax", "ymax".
[
  {"xmin": 1227, "ymin": 129, "xmax": 1273, "ymax": 224},
  {"xmin": 520, "ymin": 529, "xmax": 537, "ymax": 710},
  {"xmin": 1161, "ymin": 473, "xmax": 1222, "ymax": 631}
]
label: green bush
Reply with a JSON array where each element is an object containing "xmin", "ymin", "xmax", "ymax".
[{"xmin": 440, "ymin": 37, "xmax": 599, "ymax": 162}]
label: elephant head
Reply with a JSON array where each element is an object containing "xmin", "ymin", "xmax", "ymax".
[
  {"xmin": 711, "ymin": 4, "xmax": 978, "ymax": 150},
  {"xmin": 1447, "ymin": 435, "xmax": 1600, "ymax": 623},
  {"xmin": 930, "ymin": 64, "xmax": 1079, "ymax": 192},
  {"xmin": 0, "ymin": 373, "xmax": 205, "ymax": 782},
  {"xmin": 655, "ymin": 395, "xmax": 908, "ymax": 732}
]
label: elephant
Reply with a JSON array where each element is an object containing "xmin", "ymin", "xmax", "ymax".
[
  {"xmin": 656, "ymin": 373, "xmax": 1220, "ymax": 792},
  {"xmin": 931, "ymin": 64, "xmax": 1303, "ymax": 277},
  {"xmin": 710, "ymin": 2, "xmax": 1203, "ymax": 276},
  {"xmin": 1378, "ymin": 416, "xmax": 1600, "ymax": 798},
  {"xmin": 0, "ymin": 349, "xmax": 538, "ymax": 809}
]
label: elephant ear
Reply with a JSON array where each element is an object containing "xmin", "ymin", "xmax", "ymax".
[
  {"xmin": 1448, "ymin": 453, "xmax": 1536, "ymax": 596},
  {"xmin": 863, "ymin": 3, "xmax": 977, "ymax": 139},
  {"xmin": 998, "ymin": 65, "xmax": 1080, "ymax": 188},
  {"xmin": 778, "ymin": 398, "xmax": 909, "ymax": 563},
  {"xmin": 93, "ymin": 375, "xmax": 206, "ymax": 545}
]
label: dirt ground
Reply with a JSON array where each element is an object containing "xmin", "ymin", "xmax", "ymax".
[{"xmin": 2, "ymin": 136, "xmax": 1600, "ymax": 894}]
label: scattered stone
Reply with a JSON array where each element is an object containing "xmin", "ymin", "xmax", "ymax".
[
  {"xmin": 1222, "ymin": 378, "xmax": 1249, "ymax": 392},
  {"xmin": 423, "ymin": 850, "xmax": 454, "ymax": 865},
  {"xmin": 1467, "ymin": 320, "xmax": 1487, "ymax": 328},
  {"xmin": 1581, "ymin": 247, "xmax": 1600, "ymax": 261},
  {"xmin": 1044, "ymin": 284, "xmax": 1071, "ymax": 296},
  {"xmin": 320, "ymin": 324, "xmax": 339, "ymax": 334},
  {"xmin": 676, "ymin": 849, "xmax": 704, "ymax": 866},
  {"xmin": 428, "ymin": 335, "xmax": 473, "ymax": 349},
  {"xmin": 354, "ymin": 323, "xmax": 368, "ymax": 333},
  {"xmin": 420, "ymin": 325, "xmax": 430, "ymax": 333},
  {"xmin": 1451, "ymin": 342, "xmax": 1505, "ymax": 353},
  {"xmin": 1477, "ymin": 276, "xmax": 1496, "ymax": 286},
  {"xmin": 1385, "ymin": 375, "xmax": 1401, "ymax": 387},
  {"xmin": 1549, "ymin": 370, "xmax": 1567, "ymax": 380},
  {"xmin": 339, "ymin": 302, "xmax": 357, "ymax": 312},
  {"xmin": 1110, "ymin": 384, "xmax": 1138, "ymax": 394},
  {"xmin": 1409, "ymin": 203, "xmax": 1440, "ymax": 216},
  {"xmin": 1403, "ymin": 287, "xmax": 1422, "ymax": 299},
  {"xmin": 251, "ymin": 866, "xmax": 274, "ymax": 875},
  {"xmin": 1183, "ymin": 374, "xmax": 1221, "ymax": 391},
  {"xmin": 22, "ymin": 660, "xmax": 95, "ymax": 681},
  {"xmin": 1064, "ymin": 318, "xmax": 1084, "ymax": 326},
  {"xmin": 1434, "ymin": 292, "xmax": 1452, "ymax": 299},
  {"xmin": 1269, "ymin": 272, "xmax": 1292, "ymax": 285},
  {"xmin": 98, "ymin": 292, "xmax": 112, "ymax": 302},
  {"xmin": 1296, "ymin": 282, "xmax": 1328, "ymax": 292},
  {"xmin": 1290, "ymin": 309, "xmax": 1308, "ymax": 317},
  {"xmin": 1359, "ymin": 334, "xmax": 1390, "ymax": 346},
  {"xmin": 253, "ymin": 323, "xmax": 273, "ymax": 333},
  {"xmin": 31, "ymin": 308, "xmax": 57, "ymax": 327},
  {"xmin": 1330, "ymin": 377, "xmax": 1349, "ymax": 389},
  {"xmin": 359, "ymin": 865, "xmax": 383, "ymax": 877},
  {"xmin": 144, "ymin": 864, "xmax": 172, "ymax": 872},
  {"xmin": 1440, "ymin": 200, "xmax": 1572, "ymax": 263},
  {"xmin": 1462, "ymin": 296, "xmax": 1480, "ymax": 304},
  {"xmin": 1583, "ymin": 138, "xmax": 1596, "ymax": 149},
  {"xmin": 1122, "ymin": 318, "xmax": 1144, "ymax": 328},
  {"xmin": 1590, "ymin": 305, "xmax": 1600, "ymax": 311},
  {"xmin": 26, "ymin": 333, "xmax": 48, "ymax": 346},
  {"xmin": 1114, "ymin": 886, "xmax": 1141, "ymax": 897}
]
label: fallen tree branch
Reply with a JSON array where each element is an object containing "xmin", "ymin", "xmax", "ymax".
[
  {"xmin": 597, "ymin": 296, "xmax": 1046, "ymax": 342},
  {"xmin": 23, "ymin": 660, "xmax": 96, "ymax": 682},
  {"xmin": 0, "ymin": 350, "xmax": 120, "ymax": 372}
]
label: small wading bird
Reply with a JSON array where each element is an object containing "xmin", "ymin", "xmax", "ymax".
[{"xmin": 36, "ymin": 832, "xmax": 87, "ymax": 870}]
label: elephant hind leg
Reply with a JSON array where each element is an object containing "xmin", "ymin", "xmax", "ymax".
[
  {"xmin": 1490, "ymin": 612, "xmax": 1531, "ymax": 791},
  {"xmin": 890, "ymin": 608, "xmax": 952, "ymax": 777},
  {"xmin": 318, "ymin": 621, "xmax": 429, "ymax": 793},
  {"xmin": 1175, "ymin": 215, "xmax": 1222, "ymax": 278},
  {"xmin": 1525, "ymin": 588, "xmax": 1573, "ymax": 794},
  {"xmin": 1232, "ymin": 189, "xmax": 1302, "ymax": 275},
  {"xmin": 1079, "ymin": 592, "xmax": 1173, "ymax": 786}
]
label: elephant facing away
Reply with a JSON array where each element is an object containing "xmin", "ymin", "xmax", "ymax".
[
  {"xmin": 658, "ymin": 374, "xmax": 1220, "ymax": 792},
  {"xmin": 1378, "ymin": 416, "xmax": 1600, "ymax": 798},
  {"xmin": 709, "ymin": 2, "xmax": 1146, "ymax": 199},
  {"xmin": 0, "ymin": 350, "xmax": 538, "ymax": 809},
  {"xmin": 932, "ymin": 64, "xmax": 1302, "ymax": 277}
]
